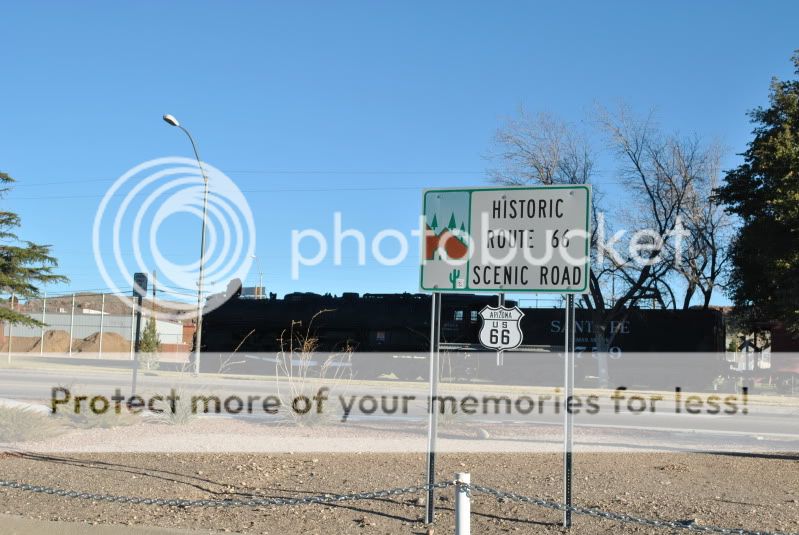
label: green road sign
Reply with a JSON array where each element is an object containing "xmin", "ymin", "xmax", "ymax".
[{"xmin": 420, "ymin": 185, "xmax": 591, "ymax": 293}]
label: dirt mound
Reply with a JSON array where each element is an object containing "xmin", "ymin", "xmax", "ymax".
[
  {"xmin": 0, "ymin": 336, "xmax": 40, "ymax": 353},
  {"xmin": 2, "ymin": 330, "xmax": 72, "ymax": 353},
  {"xmin": 73, "ymin": 332, "xmax": 131, "ymax": 353},
  {"xmin": 32, "ymin": 330, "xmax": 72, "ymax": 352},
  {"xmin": 1, "ymin": 330, "xmax": 133, "ymax": 354}
]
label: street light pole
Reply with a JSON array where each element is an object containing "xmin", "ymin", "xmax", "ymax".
[{"xmin": 163, "ymin": 114, "xmax": 209, "ymax": 375}]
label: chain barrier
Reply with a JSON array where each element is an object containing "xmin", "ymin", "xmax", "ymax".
[
  {"xmin": 0, "ymin": 477, "xmax": 794, "ymax": 535},
  {"xmin": 0, "ymin": 479, "xmax": 452, "ymax": 508},
  {"xmin": 466, "ymin": 483, "xmax": 796, "ymax": 535}
]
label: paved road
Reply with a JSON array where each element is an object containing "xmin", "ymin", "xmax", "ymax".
[{"xmin": 1, "ymin": 367, "xmax": 798, "ymax": 449}]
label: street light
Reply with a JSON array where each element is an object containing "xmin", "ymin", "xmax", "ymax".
[{"xmin": 163, "ymin": 114, "xmax": 209, "ymax": 375}]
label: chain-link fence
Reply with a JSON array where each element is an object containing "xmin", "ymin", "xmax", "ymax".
[{"xmin": 0, "ymin": 292, "xmax": 191, "ymax": 363}]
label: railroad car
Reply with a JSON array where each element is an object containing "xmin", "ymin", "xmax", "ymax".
[{"xmin": 199, "ymin": 291, "xmax": 727, "ymax": 388}]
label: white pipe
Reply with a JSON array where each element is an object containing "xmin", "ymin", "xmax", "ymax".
[
  {"xmin": 455, "ymin": 472, "xmax": 471, "ymax": 535},
  {"xmin": 40, "ymin": 292, "xmax": 46, "ymax": 356},
  {"xmin": 68, "ymin": 293, "xmax": 75, "ymax": 356},
  {"xmin": 7, "ymin": 293, "xmax": 14, "ymax": 363},
  {"xmin": 98, "ymin": 293, "xmax": 105, "ymax": 359},
  {"xmin": 129, "ymin": 301, "xmax": 135, "ymax": 360}
]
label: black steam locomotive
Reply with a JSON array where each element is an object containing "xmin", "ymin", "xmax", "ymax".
[{"xmin": 199, "ymin": 291, "xmax": 728, "ymax": 388}]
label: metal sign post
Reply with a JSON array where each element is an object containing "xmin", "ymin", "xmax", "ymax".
[
  {"xmin": 425, "ymin": 292, "xmax": 442, "ymax": 524},
  {"xmin": 497, "ymin": 293, "xmax": 505, "ymax": 365},
  {"xmin": 419, "ymin": 185, "xmax": 591, "ymax": 527},
  {"xmin": 563, "ymin": 293, "xmax": 576, "ymax": 528}
]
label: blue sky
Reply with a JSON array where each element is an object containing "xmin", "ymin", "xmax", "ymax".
[{"xmin": 1, "ymin": 1, "xmax": 797, "ymax": 305}]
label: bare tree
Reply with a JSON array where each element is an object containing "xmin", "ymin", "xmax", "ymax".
[
  {"xmin": 673, "ymin": 149, "xmax": 732, "ymax": 309},
  {"xmin": 488, "ymin": 109, "xmax": 594, "ymax": 186},
  {"xmin": 488, "ymin": 105, "xmax": 725, "ymax": 386}
]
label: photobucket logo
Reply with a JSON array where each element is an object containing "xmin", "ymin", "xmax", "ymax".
[
  {"xmin": 93, "ymin": 157, "xmax": 256, "ymax": 320},
  {"xmin": 290, "ymin": 211, "xmax": 688, "ymax": 280}
]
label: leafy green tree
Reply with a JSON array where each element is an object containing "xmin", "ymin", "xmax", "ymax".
[
  {"xmin": 716, "ymin": 52, "xmax": 799, "ymax": 333},
  {"xmin": 0, "ymin": 172, "xmax": 66, "ymax": 325}
]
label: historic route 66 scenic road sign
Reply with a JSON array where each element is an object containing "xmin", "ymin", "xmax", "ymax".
[
  {"xmin": 478, "ymin": 305, "xmax": 525, "ymax": 350},
  {"xmin": 420, "ymin": 185, "xmax": 591, "ymax": 293}
]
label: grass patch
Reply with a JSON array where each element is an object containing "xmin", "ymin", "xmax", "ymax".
[
  {"xmin": 55, "ymin": 404, "xmax": 140, "ymax": 429},
  {"xmin": 150, "ymin": 387, "xmax": 197, "ymax": 425}
]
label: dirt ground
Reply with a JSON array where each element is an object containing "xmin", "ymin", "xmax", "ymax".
[{"xmin": 0, "ymin": 451, "xmax": 796, "ymax": 534}]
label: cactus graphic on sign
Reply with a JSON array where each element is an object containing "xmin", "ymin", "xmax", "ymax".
[
  {"xmin": 448, "ymin": 268, "xmax": 461, "ymax": 289},
  {"xmin": 421, "ymin": 190, "xmax": 469, "ymax": 289}
]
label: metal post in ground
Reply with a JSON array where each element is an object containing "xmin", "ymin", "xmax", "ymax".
[
  {"xmin": 455, "ymin": 472, "xmax": 471, "ymax": 535},
  {"xmin": 68, "ymin": 293, "xmax": 75, "ymax": 357},
  {"xmin": 129, "ymin": 300, "xmax": 135, "ymax": 360},
  {"xmin": 40, "ymin": 292, "xmax": 46, "ymax": 356},
  {"xmin": 425, "ymin": 291, "xmax": 442, "ymax": 524},
  {"xmin": 98, "ymin": 293, "xmax": 105, "ymax": 358},
  {"xmin": 7, "ymin": 293, "xmax": 14, "ymax": 363},
  {"xmin": 563, "ymin": 293, "xmax": 575, "ymax": 528},
  {"xmin": 496, "ymin": 293, "xmax": 505, "ymax": 366}
]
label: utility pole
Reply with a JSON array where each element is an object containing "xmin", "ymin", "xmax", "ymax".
[
  {"xmin": 40, "ymin": 292, "xmax": 46, "ymax": 356},
  {"xmin": 132, "ymin": 273, "xmax": 148, "ymax": 396},
  {"xmin": 68, "ymin": 293, "xmax": 75, "ymax": 357},
  {"xmin": 98, "ymin": 293, "xmax": 105, "ymax": 358},
  {"xmin": 152, "ymin": 270, "xmax": 157, "ymax": 319},
  {"xmin": 7, "ymin": 293, "xmax": 14, "ymax": 363}
]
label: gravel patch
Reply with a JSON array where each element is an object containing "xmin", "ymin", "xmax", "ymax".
[{"xmin": 0, "ymin": 450, "xmax": 796, "ymax": 534}]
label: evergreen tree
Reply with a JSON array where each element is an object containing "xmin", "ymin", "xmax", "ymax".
[
  {"xmin": 430, "ymin": 214, "xmax": 438, "ymax": 230},
  {"xmin": 139, "ymin": 316, "xmax": 161, "ymax": 353},
  {"xmin": 0, "ymin": 172, "xmax": 66, "ymax": 325},
  {"xmin": 716, "ymin": 52, "xmax": 799, "ymax": 333}
]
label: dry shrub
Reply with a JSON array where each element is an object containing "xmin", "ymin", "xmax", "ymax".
[
  {"xmin": 55, "ymin": 403, "xmax": 140, "ymax": 429},
  {"xmin": 149, "ymin": 386, "xmax": 196, "ymax": 426},
  {"xmin": 275, "ymin": 310, "xmax": 352, "ymax": 426},
  {"xmin": 0, "ymin": 406, "xmax": 65, "ymax": 442}
]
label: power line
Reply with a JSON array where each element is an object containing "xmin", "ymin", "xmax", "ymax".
[
  {"xmin": 8, "ymin": 184, "xmax": 432, "ymax": 201},
  {"xmin": 7, "ymin": 168, "xmax": 626, "ymax": 191},
  {"xmin": 7, "ymin": 170, "xmax": 492, "ymax": 188},
  {"xmin": 8, "ymin": 179, "xmax": 628, "ymax": 201}
]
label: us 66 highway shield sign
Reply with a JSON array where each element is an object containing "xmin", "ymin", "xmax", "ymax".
[
  {"xmin": 478, "ymin": 305, "xmax": 525, "ymax": 350},
  {"xmin": 420, "ymin": 185, "xmax": 591, "ymax": 293}
]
